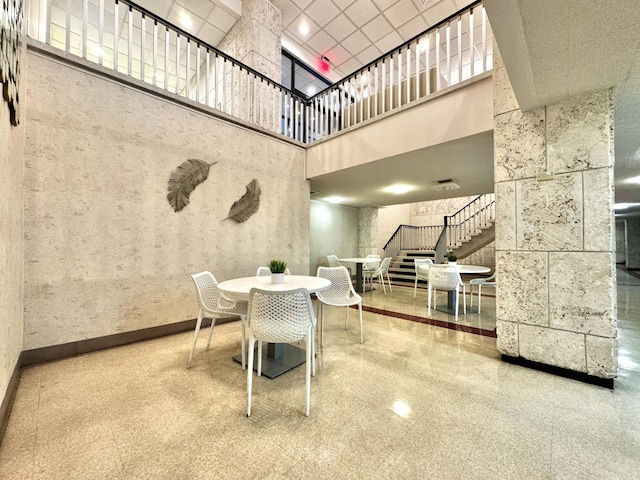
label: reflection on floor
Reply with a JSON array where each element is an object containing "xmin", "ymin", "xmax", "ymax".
[{"xmin": 1, "ymin": 276, "xmax": 639, "ymax": 479}]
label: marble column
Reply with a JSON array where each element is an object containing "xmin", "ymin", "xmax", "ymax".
[
  {"xmin": 626, "ymin": 218, "xmax": 640, "ymax": 269},
  {"xmin": 359, "ymin": 207, "xmax": 379, "ymax": 256},
  {"xmin": 494, "ymin": 45, "xmax": 617, "ymax": 379}
]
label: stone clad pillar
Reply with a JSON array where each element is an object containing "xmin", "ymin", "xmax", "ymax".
[
  {"xmin": 493, "ymin": 45, "xmax": 617, "ymax": 380},
  {"xmin": 359, "ymin": 207, "xmax": 379, "ymax": 256}
]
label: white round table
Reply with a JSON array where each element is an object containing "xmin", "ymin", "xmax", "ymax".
[
  {"xmin": 218, "ymin": 275, "xmax": 331, "ymax": 301},
  {"xmin": 417, "ymin": 264, "xmax": 491, "ymax": 314},
  {"xmin": 217, "ymin": 275, "xmax": 331, "ymax": 378}
]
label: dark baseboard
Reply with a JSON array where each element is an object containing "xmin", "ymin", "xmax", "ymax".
[
  {"xmin": 21, "ymin": 317, "xmax": 237, "ymax": 367},
  {"xmin": 502, "ymin": 354, "xmax": 615, "ymax": 389},
  {"xmin": 0, "ymin": 352, "xmax": 24, "ymax": 447},
  {"xmin": 1, "ymin": 316, "xmax": 237, "ymax": 446}
]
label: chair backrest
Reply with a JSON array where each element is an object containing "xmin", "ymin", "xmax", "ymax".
[
  {"xmin": 414, "ymin": 258, "xmax": 433, "ymax": 274},
  {"xmin": 316, "ymin": 266, "xmax": 358, "ymax": 299},
  {"xmin": 379, "ymin": 257, "xmax": 392, "ymax": 274},
  {"xmin": 326, "ymin": 255, "xmax": 341, "ymax": 267},
  {"xmin": 366, "ymin": 254, "xmax": 381, "ymax": 259},
  {"xmin": 248, "ymin": 288, "xmax": 316, "ymax": 343},
  {"xmin": 428, "ymin": 264, "xmax": 463, "ymax": 290},
  {"xmin": 364, "ymin": 258, "xmax": 380, "ymax": 270},
  {"xmin": 257, "ymin": 266, "xmax": 291, "ymax": 276},
  {"xmin": 191, "ymin": 271, "xmax": 229, "ymax": 312}
]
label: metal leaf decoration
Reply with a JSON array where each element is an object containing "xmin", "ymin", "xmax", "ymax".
[
  {"xmin": 225, "ymin": 179, "xmax": 261, "ymax": 223},
  {"xmin": 167, "ymin": 159, "xmax": 217, "ymax": 212}
]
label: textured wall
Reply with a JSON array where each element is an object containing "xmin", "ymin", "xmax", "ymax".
[
  {"xmin": 309, "ymin": 201, "xmax": 359, "ymax": 274},
  {"xmin": 493, "ymin": 45, "xmax": 617, "ymax": 378},
  {"xmin": 626, "ymin": 219, "xmax": 640, "ymax": 269},
  {"xmin": 378, "ymin": 204, "xmax": 411, "ymax": 254},
  {"xmin": 22, "ymin": 51, "xmax": 308, "ymax": 350},
  {"xmin": 0, "ymin": 47, "xmax": 25, "ymax": 405}
]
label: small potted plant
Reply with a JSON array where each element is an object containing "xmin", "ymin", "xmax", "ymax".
[
  {"xmin": 446, "ymin": 253, "xmax": 457, "ymax": 265},
  {"xmin": 269, "ymin": 259, "xmax": 288, "ymax": 284}
]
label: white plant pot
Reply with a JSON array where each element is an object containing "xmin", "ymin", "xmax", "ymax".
[{"xmin": 271, "ymin": 273, "xmax": 285, "ymax": 284}]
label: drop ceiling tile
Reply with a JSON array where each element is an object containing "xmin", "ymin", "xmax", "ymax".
[
  {"xmin": 324, "ymin": 14, "xmax": 357, "ymax": 42},
  {"xmin": 356, "ymin": 44, "xmax": 382, "ymax": 65},
  {"xmin": 306, "ymin": 29, "xmax": 339, "ymax": 56},
  {"xmin": 341, "ymin": 29, "xmax": 370, "ymax": 55},
  {"xmin": 339, "ymin": 57, "xmax": 365, "ymax": 76},
  {"xmin": 345, "ymin": 0, "xmax": 379, "ymax": 28},
  {"xmin": 332, "ymin": 0, "xmax": 358, "ymax": 10},
  {"xmin": 288, "ymin": 13, "xmax": 321, "ymax": 43},
  {"xmin": 304, "ymin": 0, "xmax": 340, "ymax": 27},
  {"xmin": 176, "ymin": 0, "xmax": 214, "ymax": 19},
  {"xmin": 383, "ymin": 1, "xmax": 420, "ymax": 29},
  {"xmin": 167, "ymin": 5, "xmax": 205, "ymax": 35},
  {"xmin": 423, "ymin": 0, "xmax": 457, "ymax": 26},
  {"xmin": 375, "ymin": 29, "xmax": 403, "ymax": 53},
  {"xmin": 323, "ymin": 44, "xmax": 351, "ymax": 67},
  {"xmin": 396, "ymin": 14, "xmax": 428, "ymax": 41},
  {"xmin": 207, "ymin": 6, "xmax": 239, "ymax": 32},
  {"xmin": 291, "ymin": 0, "xmax": 314, "ymax": 10},
  {"xmin": 372, "ymin": 0, "xmax": 399, "ymax": 10},
  {"xmin": 198, "ymin": 22, "xmax": 227, "ymax": 47},
  {"xmin": 271, "ymin": 0, "xmax": 301, "ymax": 27},
  {"xmin": 135, "ymin": 0, "xmax": 174, "ymax": 18},
  {"xmin": 361, "ymin": 15, "xmax": 393, "ymax": 43}
]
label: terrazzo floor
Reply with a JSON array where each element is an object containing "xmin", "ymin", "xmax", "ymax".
[{"xmin": 1, "ymin": 272, "xmax": 639, "ymax": 479}]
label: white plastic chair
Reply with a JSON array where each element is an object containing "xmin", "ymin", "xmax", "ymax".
[
  {"xmin": 246, "ymin": 287, "xmax": 317, "ymax": 417},
  {"xmin": 427, "ymin": 264, "xmax": 467, "ymax": 321},
  {"xmin": 470, "ymin": 273, "xmax": 496, "ymax": 313},
  {"xmin": 316, "ymin": 266, "xmax": 363, "ymax": 345},
  {"xmin": 326, "ymin": 255, "xmax": 341, "ymax": 267},
  {"xmin": 256, "ymin": 266, "xmax": 291, "ymax": 276},
  {"xmin": 370, "ymin": 257, "xmax": 393, "ymax": 294},
  {"xmin": 413, "ymin": 258, "xmax": 434, "ymax": 298},
  {"xmin": 189, "ymin": 271, "xmax": 248, "ymax": 369},
  {"xmin": 362, "ymin": 257, "xmax": 381, "ymax": 292}
]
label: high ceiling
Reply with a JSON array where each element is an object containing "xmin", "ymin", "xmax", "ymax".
[{"xmin": 133, "ymin": 0, "xmax": 640, "ymax": 217}]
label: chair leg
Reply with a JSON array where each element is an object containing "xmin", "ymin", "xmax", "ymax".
[
  {"xmin": 478, "ymin": 284, "xmax": 482, "ymax": 313},
  {"xmin": 427, "ymin": 285, "xmax": 432, "ymax": 315},
  {"xmin": 386, "ymin": 274, "xmax": 393, "ymax": 292},
  {"xmin": 470, "ymin": 284, "xmax": 474, "ymax": 308},
  {"xmin": 414, "ymin": 276, "xmax": 418, "ymax": 298},
  {"xmin": 462, "ymin": 286, "xmax": 467, "ymax": 315},
  {"xmin": 454, "ymin": 290, "xmax": 459, "ymax": 322},
  {"xmin": 257, "ymin": 340, "xmax": 263, "ymax": 377},
  {"xmin": 345, "ymin": 306, "xmax": 350, "ymax": 330},
  {"xmin": 320, "ymin": 303, "xmax": 325, "ymax": 347},
  {"xmin": 358, "ymin": 303, "xmax": 364, "ymax": 344},
  {"xmin": 247, "ymin": 336, "xmax": 255, "ymax": 417},
  {"xmin": 305, "ymin": 332, "xmax": 311, "ymax": 417},
  {"xmin": 187, "ymin": 310, "xmax": 204, "ymax": 368},
  {"xmin": 310, "ymin": 327, "xmax": 316, "ymax": 377},
  {"xmin": 205, "ymin": 316, "xmax": 217, "ymax": 350},
  {"xmin": 240, "ymin": 316, "xmax": 247, "ymax": 370}
]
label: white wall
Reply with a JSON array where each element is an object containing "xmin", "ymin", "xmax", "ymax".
[
  {"xmin": 22, "ymin": 50, "xmax": 309, "ymax": 350},
  {"xmin": 377, "ymin": 204, "xmax": 411, "ymax": 254},
  {"xmin": 309, "ymin": 201, "xmax": 359, "ymax": 275},
  {"xmin": 0, "ymin": 44, "xmax": 24, "ymax": 405}
]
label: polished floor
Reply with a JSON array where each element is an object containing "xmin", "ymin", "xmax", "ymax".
[{"xmin": 1, "ymin": 272, "xmax": 639, "ymax": 479}]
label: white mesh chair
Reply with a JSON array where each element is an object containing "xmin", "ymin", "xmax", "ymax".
[
  {"xmin": 326, "ymin": 255, "xmax": 341, "ymax": 267},
  {"xmin": 189, "ymin": 271, "xmax": 248, "ymax": 369},
  {"xmin": 246, "ymin": 287, "xmax": 317, "ymax": 417},
  {"xmin": 256, "ymin": 266, "xmax": 291, "ymax": 276},
  {"xmin": 427, "ymin": 264, "xmax": 467, "ymax": 321},
  {"xmin": 316, "ymin": 266, "xmax": 363, "ymax": 345},
  {"xmin": 470, "ymin": 273, "xmax": 496, "ymax": 313},
  {"xmin": 370, "ymin": 257, "xmax": 393, "ymax": 294},
  {"xmin": 361, "ymin": 257, "xmax": 381, "ymax": 293},
  {"xmin": 413, "ymin": 258, "xmax": 434, "ymax": 298}
]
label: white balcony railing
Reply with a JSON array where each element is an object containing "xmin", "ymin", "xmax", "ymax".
[{"xmin": 23, "ymin": 0, "xmax": 493, "ymax": 144}]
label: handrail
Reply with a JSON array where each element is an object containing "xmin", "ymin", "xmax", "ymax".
[{"xmin": 24, "ymin": 0, "xmax": 492, "ymax": 144}]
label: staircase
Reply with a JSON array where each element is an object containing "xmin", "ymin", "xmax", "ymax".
[{"xmin": 383, "ymin": 194, "xmax": 496, "ymax": 288}]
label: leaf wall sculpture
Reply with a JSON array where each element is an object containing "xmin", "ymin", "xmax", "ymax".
[
  {"xmin": 166, "ymin": 159, "xmax": 217, "ymax": 212},
  {"xmin": 225, "ymin": 179, "xmax": 261, "ymax": 223}
]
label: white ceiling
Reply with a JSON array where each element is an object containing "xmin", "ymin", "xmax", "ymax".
[{"xmin": 133, "ymin": 0, "xmax": 640, "ymax": 216}]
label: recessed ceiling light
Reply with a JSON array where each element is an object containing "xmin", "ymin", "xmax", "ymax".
[
  {"xmin": 306, "ymin": 85, "xmax": 317, "ymax": 96},
  {"xmin": 627, "ymin": 175, "xmax": 640, "ymax": 184},
  {"xmin": 325, "ymin": 196, "xmax": 346, "ymax": 204},
  {"xmin": 299, "ymin": 21, "xmax": 309, "ymax": 36},
  {"xmin": 179, "ymin": 11, "xmax": 193, "ymax": 29},
  {"xmin": 384, "ymin": 184, "xmax": 413, "ymax": 194}
]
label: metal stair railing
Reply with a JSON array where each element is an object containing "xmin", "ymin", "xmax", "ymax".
[{"xmin": 383, "ymin": 194, "xmax": 495, "ymax": 263}]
